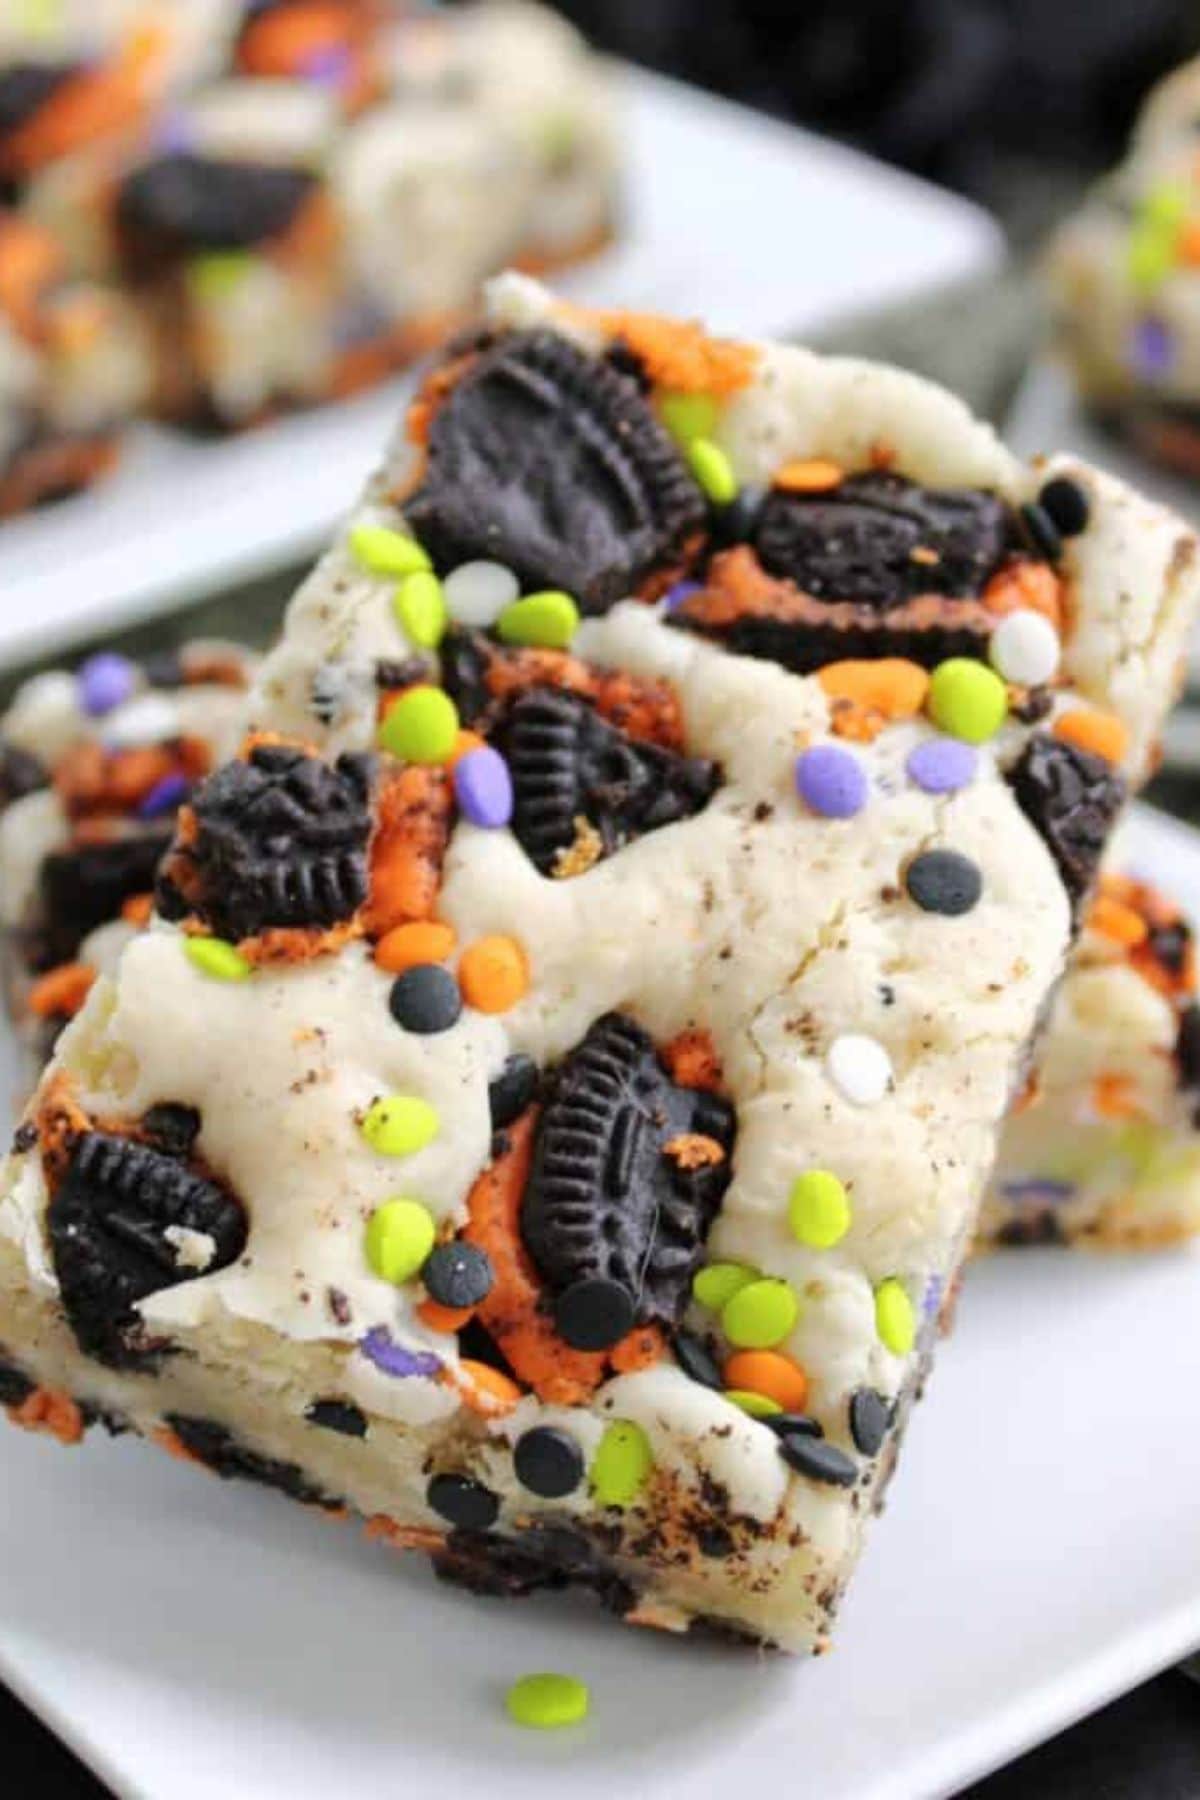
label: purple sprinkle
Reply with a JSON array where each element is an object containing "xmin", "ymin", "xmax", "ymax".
[
  {"xmin": 921, "ymin": 1274, "xmax": 944, "ymax": 1323},
  {"xmin": 663, "ymin": 580, "xmax": 702, "ymax": 613},
  {"xmin": 78, "ymin": 653, "xmax": 137, "ymax": 718},
  {"xmin": 905, "ymin": 736, "xmax": 978, "ymax": 795},
  {"xmin": 138, "ymin": 772, "xmax": 191, "ymax": 820},
  {"xmin": 454, "ymin": 746, "xmax": 514, "ymax": 829},
  {"xmin": 999, "ymin": 1178, "xmax": 1076, "ymax": 1205},
  {"xmin": 154, "ymin": 112, "xmax": 195, "ymax": 155},
  {"xmin": 1130, "ymin": 315, "xmax": 1173, "ymax": 379},
  {"xmin": 300, "ymin": 45, "xmax": 354, "ymax": 88},
  {"xmin": 795, "ymin": 744, "xmax": 868, "ymax": 819},
  {"xmin": 358, "ymin": 1327, "xmax": 442, "ymax": 1380}
]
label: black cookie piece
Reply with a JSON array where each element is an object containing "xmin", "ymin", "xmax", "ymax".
[
  {"xmin": 1176, "ymin": 1004, "xmax": 1200, "ymax": 1101},
  {"xmin": 0, "ymin": 739, "xmax": 48, "ymax": 809},
  {"xmin": 165, "ymin": 1414, "xmax": 338, "ymax": 1506},
  {"xmin": 1008, "ymin": 734, "xmax": 1125, "ymax": 911},
  {"xmin": 521, "ymin": 1012, "xmax": 735, "ymax": 1335},
  {"xmin": 438, "ymin": 629, "xmax": 492, "ymax": 727},
  {"xmin": 0, "ymin": 1353, "xmax": 35, "ymax": 1409},
  {"xmin": 849, "ymin": 1387, "xmax": 892, "ymax": 1457},
  {"xmin": 433, "ymin": 1521, "xmax": 635, "ymax": 1618},
  {"xmin": 777, "ymin": 1434, "xmax": 859, "ymax": 1488},
  {"xmin": 422, "ymin": 1242, "xmax": 493, "ymax": 1309},
  {"xmin": 904, "ymin": 848, "xmax": 982, "ymax": 917},
  {"xmin": 140, "ymin": 1103, "xmax": 202, "ymax": 1159},
  {"xmin": 0, "ymin": 63, "xmax": 77, "ymax": 145},
  {"xmin": 754, "ymin": 472, "xmax": 1012, "ymax": 607},
  {"xmin": 488, "ymin": 1052, "xmax": 539, "ymax": 1130},
  {"xmin": 40, "ymin": 828, "xmax": 173, "ymax": 965},
  {"xmin": 496, "ymin": 687, "xmax": 719, "ymax": 876},
  {"xmin": 157, "ymin": 743, "xmax": 374, "ymax": 942},
  {"xmin": 305, "ymin": 1398, "xmax": 368, "ymax": 1438},
  {"xmin": 513, "ymin": 1425, "xmax": 585, "ymax": 1498},
  {"xmin": 427, "ymin": 1472, "xmax": 500, "ymax": 1531},
  {"xmin": 48, "ymin": 1132, "xmax": 248, "ymax": 1368},
  {"xmin": 403, "ymin": 329, "xmax": 707, "ymax": 613},
  {"xmin": 117, "ymin": 153, "xmax": 318, "ymax": 270}
]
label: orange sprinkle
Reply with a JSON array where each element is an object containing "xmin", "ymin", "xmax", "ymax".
[
  {"xmin": 818, "ymin": 659, "xmax": 929, "ymax": 742},
  {"xmin": 982, "ymin": 560, "xmax": 1065, "ymax": 633},
  {"xmin": 121, "ymin": 891, "xmax": 154, "ymax": 926},
  {"xmin": 9, "ymin": 1387, "xmax": 86, "ymax": 1445},
  {"xmin": 1053, "ymin": 708, "xmax": 1130, "ymax": 767},
  {"xmin": 374, "ymin": 918, "xmax": 457, "ymax": 974},
  {"xmin": 0, "ymin": 215, "xmax": 62, "ymax": 335},
  {"xmin": 1179, "ymin": 219, "xmax": 1200, "ymax": 267},
  {"xmin": 1087, "ymin": 894, "xmax": 1149, "ymax": 949},
  {"xmin": 581, "ymin": 308, "xmax": 758, "ymax": 396},
  {"xmin": 27, "ymin": 961, "xmax": 95, "ymax": 1020},
  {"xmin": 773, "ymin": 458, "xmax": 843, "ymax": 494},
  {"xmin": 452, "ymin": 1359, "xmax": 523, "ymax": 1418},
  {"xmin": 1092, "ymin": 1073, "xmax": 1143, "ymax": 1121},
  {"xmin": 447, "ymin": 729, "xmax": 486, "ymax": 768},
  {"xmin": 723, "ymin": 1350, "xmax": 809, "ymax": 1414},
  {"xmin": 417, "ymin": 1297, "xmax": 475, "ymax": 1335},
  {"xmin": 459, "ymin": 935, "xmax": 529, "ymax": 1014}
]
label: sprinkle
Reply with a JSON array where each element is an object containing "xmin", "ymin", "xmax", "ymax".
[
  {"xmin": 513, "ymin": 1425, "xmax": 585, "ymax": 1498},
  {"xmin": 819, "ymin": 659, "xmax": 929, "ymax": 742},
  {"xmin": 826, "ymin": 1034, "xmax": 892, "ymax": 1105},
  {"xmin": 505, "ymin": 1672, "xmax": 590, "ymax": 1731},
  {"xmin": 1088, "ymin": 893, "xmax": 1148, "ymax": 947},
  {"xmin": 687, "ymin": 437, "xmax": 738, "ymax": 504},
  {"xmin": 28, "ymin": 961, "xmax": 95, "ymax": 1019},
  {"xmin": 988, "ymin": 609, "xmax": 1060, "ymax": 687},
  {"xmin": 554, "ymin": 1276, "xmax": 636, "ymax": 1351},
  {"xmin": 189, "ymin": 251, "xmax": 252, "ymax": 301},
  {"xmin": 723, "ymin": 1349, "xmax": 809, "ymax": 1413},
  {"xmin": 590, "ymin": 1419, "xmax": 654, "ymax": 1507},
  {"xmin": 455, "ymin": 1360, "xmax": 522, "ymax": 1418},
  {"xmin": 393, "ymin": 571, "xmax": 447, "ymax": 649},
  {"xmin": 497, "ymin": 591, "xmax": 580, "ymax": 650},
  {"xmin": 78, "ymin": 652, "xmax": 137, "ymax": 717},
  {"xmin": 849, "ymin": 1387, "xmax": 892, "ymax": 1456},
  {"xmin": 448, "ymin": 729, "xmax": 486, "ymax": 768},
  {"xmin": 921, "ymin": 1273, "xmax": 944, "ymax": 1321},
  {"xmin": 458, "ymin": 934, "xmax": 528, "ymax": 1013},
  {"xmin": 349, "ymin": 522, "xmax": 431, "ymax": 577},
  {"xmin": 358, "ymin": 1326, "xmax": 441, "ymax": 1379},
  {"xmin": 777, "ymin": 1434, "xmax": 858, "ymax": 1487},
  {"xmin": 138, "ymin": 771, "xmax": 191, "ymax": 819},
  {"xmin": 423, "ymin": 1242, "xmax": 493, "ymax": 1310},
  {"xmin": 1053, "ymin": 707, "xmax": 1130, "ymax": 767},
  {"xmin": 875, "ymin": 1278, "xmax": 916, "ymax": 1355},
  {"xmin": 359, "ymin": 1095, "xmax": 439, "ymax": 1157},
  {"xmin": 664, "ymin": 578, "xmax": 703, "ymax": 612},
  {"xmin": 103, "ymin": 694, "xmax": 179, "ymax": 747},
  {"xmin": 442, "ymin": 560, "xmax": 519, "ymax": 628},
  {"xmin": 773, "ymin": 457, "xmax": 843, "ymax": 493},
  {"xmin": 692, "ymin": 1261, "xmax": 756, "ymax": 1311},
  {"xmin": 794, "ymin": 743, "xmax": 868, "ymax": 819},
  {"xmin": 453, "ymin": 746, "xmax": 513, "ymax": 829},
  {"xmin": 1019, "ymin": 502, "xmax": 1062, "ymax": 564},
  {"xmin": 721, "ymin": 1277, "xmax": 799, "ymax": 1350},
  {"xmin": 374, "ymin": 919, "xmax": 457, "ymax": 974},
  {"xmin": 725, "ymin": 1388, "xmax": 784, "ymax": 1418},
  {"xmin": 389, "ymin": 964, "xmax": 463, "ymax": 1035},
  {"xmin": 926, "ymin": 658, "xmax": 1007, "ymax": 743},
  {"xmin": 364, "ymin": 1198, "xmax": 437, "ymax": 1283},
  {"xmin": 377, "ymin": 685, "xmax": 459, "ymax": 763},
  {"xmin": 1038, "ymin": 476, "xmax": 1089, "ymax": 537},
  {"xmin": 427, "ymin": 1471, "xmax": 499, "ymax": 1529},
  {"xmin": 904, "ymin": 848, "xmax": 983, "ymax": 917},
  {"xmin": 183, "ymin": 936, "xmax": 252, "ymax": 982},
  {"xmin": 673, "ymin": 1331, "xmax": 723, "ymax": 1389},
  {"xmin": 905, "ymin": 736, "xmax": 977, "ymax": 794},
  {"xmin": 788, "ymin": 1169, "xmax": 851, "ymax": 1248},
  {"xmin": 659, "ymin": 390, "xmax": 717, "ymax": 445}
]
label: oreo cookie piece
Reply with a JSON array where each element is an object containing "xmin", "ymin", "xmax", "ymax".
[
  {"xmin": 117, "ymin": 154, "xmax": 319, "ymax": 273},
  {"xmin": 1007, "ymin": 734, "xmax": 1124, "ymax": 910},
  {"xmin": 40, "ymin": 828, "xmax": 173, "ymax": 966},
  {"xmin": 47, "ymin": 1131, "xmax": 248, "ymax": 1368},
  {"xmin": 488, "ymin": 1052, "xmax": 539, "ymax": 1130},
  {"xmin": 165, "ymin": 1414, "xmax": 338, "ymax": 1506},
  {"xmin": 0, "ymin": 63, "xmax": 77, "ymax": 149},
  {"xmin": 156, "ymin": 743, "xmax": 374, "ymax": 942},
  {"xmin": 496, "ymin": 687, "xmax": 719, "ymax": 876},
  {"xmin": 403, "ymin": 329, "xmax": 707, "ymax": 613},
  {"xmin": 0, "ymin": 739, "xmax": 48, "ymax": 808},
  {"xmin": 521, "ymin": 1012, "xmax": 735, "ymax": 1337}
]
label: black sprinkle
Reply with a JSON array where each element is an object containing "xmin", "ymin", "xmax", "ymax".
[
  {"xmin": 305, "ymin": 1398, "xmax": 368, "ymax": 1438},
  {"xmin": 1037, "ymin": 476, "xmax": 1090, "ymax": 538},
  {"xmin": 777, "ymin": 1434, "xmax": 859, "ymax": 1487},
  {"xmin": 673, "ymin": 1330, "xmax": 723, "ymax": 1390},
  {"xmin": 553, "ymin": 1276, "xmax": 636, "ymax": 1351},
  {"xmin": 513, "ymin": 1425, "xmax": 585, "ymax": 1499},
  {"xmin": 904, "ymin": 848, "xmax": 983, "ymax": 917},
  {"xmin": 763, "ymin": 1412, "xmax": 825, "ymax": 1440},
  {"xmin": 422, "ymin": 1242, "xmax": 493, "ymax": 1309},
  {"xmin": 427, "ymin": 1472, "xmax": 500, "ymax": 1531},
  {"xmin": 848, "ymin": 1387, "xmax": 892, "ymax": 1456},
  {"xmin": 389, "ymin": 964, "xmax": 462, "ymax": 1036},
  {"xmin": 1018, "ymin": 501, "xmax": 1062, "ymax": 564}
]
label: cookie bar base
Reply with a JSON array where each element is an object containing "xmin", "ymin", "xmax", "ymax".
[{"xmin": 0, "ymin": 430, "xmax": 118, "ymax": 517}]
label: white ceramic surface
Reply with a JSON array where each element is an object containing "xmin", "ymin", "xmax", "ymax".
[
  {"xmin": 0, "ymin": 802, "xmax": 1197, "ymax": 1800},
  {"xmin": 0, "ymin": 63, "xmax": 1003, "ymax": 672}
]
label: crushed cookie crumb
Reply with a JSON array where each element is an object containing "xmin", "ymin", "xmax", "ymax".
[{"xmin": 552, "ymin": 815, "xmax": 604, "ymax": 879}]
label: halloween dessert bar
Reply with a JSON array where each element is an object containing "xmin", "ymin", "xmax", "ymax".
[
  {"xmin": 0, "ymin": 641, "xmax": 253, "ymax": 1076},
  {"xmin": 982, "ymin": 870, "xmax": 1200, "ymax": 1249},
  {"xmin": 1, "ymin": 275, "xmax": 1194, "ymax": 1653},
  {"xmin": 1048, "ymin": 54, "xmax": 1200, "ymax": 477}
]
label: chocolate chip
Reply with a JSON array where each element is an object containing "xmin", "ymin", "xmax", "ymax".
[
  {"xmin": 777, "ymin": 1435, "xmax": 859, "ymax": 1487},
  {"xmin": 673, "ymin": 1330, "xmax": 723, "ymax": 1389},
  {"xmin": 513, "ymin": 1425, "xmax": 585, "ymax": 1498},
  {"xmin": 763, "ymin": 1412, "xmax": 825, "ymax": 1440},
  {"xmin": 305, "ymin": 1398, "xmax": 368, "ymax": 1438},
  {"xmin": 1037, "ymin": 476, "xmax": 1089, "ymax": 538},
  {"xmin": 427, "ymin": 1472, "xmax": 500, "ymax": 1530},
  {"xmin": 553, "ymin": 1276, "xmax": 636, "ymax": 1351},
  {"xmin": 389, "ymin": 964, "xmax": 462, "ymax": 1035},
  {"xmin": 422, "ymin": 1242, "xmax": 493, "ymax": 1309},
  {"xmin": 488, "ymin": 1053, "xmax": 539, "ymax": 1129},
  {"xmin": 1018, "ymin": 501, "xmax": 1062, "ymax": 564},
  {"xmin": 849, "ymin": 1387, "xmax": 892, "ymax": 1456},
  {"xmin": 904, "ymin": 848, "xmax": 982, "ymax": 916}
]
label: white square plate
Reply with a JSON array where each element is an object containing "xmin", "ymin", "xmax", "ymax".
[
  {"xmin": 0, "ymin": 800, "xmax": 1197, "ymax": 1800},
  {"xmin": 0, "ymin": 63, "xmax": 1003, "ymax": 672}
]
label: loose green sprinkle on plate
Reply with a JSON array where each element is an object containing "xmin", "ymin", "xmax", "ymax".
[{"xmin": 505, "ymin": 1672, "xmax": 590, "ymax": 1730}]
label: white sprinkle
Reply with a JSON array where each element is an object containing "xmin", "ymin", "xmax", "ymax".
[
  {"xmin": 103, "ymin": 694, "xmax": 180, "ymax": 747},
  {"xmin": 826, "ymin": 1034, "xmax": 893, "ymax": 1106},
  {"xmin": 988, "ymin": 609, "xmax": 1060, "ymax": 688},
  {"xmin": 443, "ymin": 561, "xmax": 520, "ymax": 628}
]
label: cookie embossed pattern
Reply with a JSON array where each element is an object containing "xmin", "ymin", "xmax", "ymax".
[{"xmin": 0, "ymin": 275, "xmax": 1196, "ymax": 1654}]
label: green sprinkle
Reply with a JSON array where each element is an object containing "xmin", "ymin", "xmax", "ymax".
[
  {"xmin": 724, "ymin": 1388, "xmax": 783, "ymax": 1419},
  {"xmin": 496, "ymin": 591, "xmax": 580, "ymax": 650},
  {"xmin": 393, "ymin": 571, "xmax": 447, "ymax": 649},
  {"xmin": 687, "ymin": 437, "xmax": 738, "ymax": 504},
  {"xmin": 1142, "ymin": 182, "xmax": 1188, "ymax": 231},
  {"xmin": 875, "ymin": 1277, "xmax": 916, "ymax": 1355},
  {"xmin": 359, "ymin": 1094, "xmax": 439, "ymax": 1158},
  {"xmin": 183, "ymin": 936, "xmax": 252, "ymax": 982},
  {"xmin": 692, "ymin": 1261, "xmax": 756, "ymax": 1312},
  {"xmin": 927, "ymin": 658, "xmax": 1008, "ymax": 744},
  {"xmin": 722, "ymin": 1278, "xmax": 799, "ymax": 1350},
  {"xmin": 590, "ymin": 1419, "xmax": 653, "ymax": 1507},
  {"xmin": 659, "ymin": 390, "xmax": 718, "ymax": 446},
  {"xmin": 349, "ymin": 523, "xmax": 432, "ymax": 578},
  {"xmin": 188, "ymin": 251, "xmax": 253, "ymax": 301},
  {"xmin": 505, "ymin": 1672, "xmax": 589, "ymax": 1730},
  {"xmin": 364, "ymin": 1198, "xmax": 437, "ymax": 1285},
  {"xmin": 377, "ymin": 686, "xmax": 459, "ymax": 763},
  {"xmin": 1128, "ymin": 224, "xmax": 1176, "ymax": 293},
  {"xmin": 788, "ymin": 1169, "xmax": 851, "ymax": 1249}
]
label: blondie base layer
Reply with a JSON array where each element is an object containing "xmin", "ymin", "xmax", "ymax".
[{"xmin": 0, "ymin": 277, "xmax": 1196, "ymax": 1653}]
